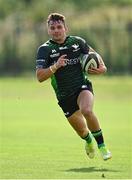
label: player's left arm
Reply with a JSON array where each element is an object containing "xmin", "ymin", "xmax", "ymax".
[
  {"xmin": 88, "ymin": 47, "xmax": 107, "ymax": 75},
  {"xmin": 77, "ymin": 37, "xmax": 107, "ymax": 75}
]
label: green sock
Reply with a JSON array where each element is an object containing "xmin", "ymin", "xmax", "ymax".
[{"xmin": 82, "ymin": 133, "xmax": 92, "ymax": 144}]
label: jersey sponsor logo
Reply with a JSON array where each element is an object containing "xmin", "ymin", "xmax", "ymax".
[
  {"xmin": 59, "ymin": 46, "xmax": 68, "ymax": 50},
  {"xmin": 66, "ymin": 58, "xmax": 80, "ymax": 65},
  {"xmin": 72, "ymin": 44, "xmax": 80, "ymax": 52},
  {"xmin": 50, "ymin": 53, "xmax": 60, "ymax": 58}
]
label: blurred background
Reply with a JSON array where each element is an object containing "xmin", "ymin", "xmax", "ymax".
[
  {"xmin": 0, "ymin": 1, "xmax": 132, "ymax": 178},
  {"xmin": 0, "ymin": 0, "xmax": 132, "ymax": 76}
]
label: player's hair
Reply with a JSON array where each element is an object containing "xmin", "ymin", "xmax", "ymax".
[{"xmin": 47, "ymin": 13, "xmax": 66, "ymax": 26}]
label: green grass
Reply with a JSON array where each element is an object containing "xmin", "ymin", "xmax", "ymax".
[{"xmin": 0, "ymin": 76, "xmax": 132, "ymax": 179}]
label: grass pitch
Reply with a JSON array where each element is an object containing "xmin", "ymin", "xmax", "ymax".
[{"xmin": 0, "ymin": 76, "xmax": 132, "ymax": 179}]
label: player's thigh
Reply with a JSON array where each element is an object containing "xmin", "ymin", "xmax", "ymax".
[
  {"xmin": 67, "ymin": 110, "xmax": 88, "ymax": 137},
  {"xmin": 77, "ymin": 90, "xmax": 94, "ymax": 111}
]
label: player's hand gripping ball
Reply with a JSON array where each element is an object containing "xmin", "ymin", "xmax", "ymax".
[{"xmin": 81, "ymin": 52, "xmax": 100, "ymax": 73}]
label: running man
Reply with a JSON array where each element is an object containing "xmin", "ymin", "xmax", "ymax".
[{"xmin": 36, "ymin": 13, "xmax": 112, "ymax": 160}]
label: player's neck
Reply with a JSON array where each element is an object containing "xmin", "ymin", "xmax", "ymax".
[{"xmin": 52, "ymin": 36, "xmax": 67, "ymax": 44}]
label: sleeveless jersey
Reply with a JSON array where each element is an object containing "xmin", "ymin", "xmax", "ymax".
[{"xmin": 36, "ymin": 36, "xmax": 90, "ymax": 100}]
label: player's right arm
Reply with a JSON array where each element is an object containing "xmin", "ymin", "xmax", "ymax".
[{"xmin": 36, "ymin": 46, "xmax": 67, "ymax": 82}]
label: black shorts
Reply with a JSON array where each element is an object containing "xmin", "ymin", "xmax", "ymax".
[{"xmin": 58, "ymin": 80, "xmax": 93, "ymax": 118}]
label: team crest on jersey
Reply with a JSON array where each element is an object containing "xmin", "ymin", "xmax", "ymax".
[{"xmin": 72, "ymin": 44, "xmax": 80, "ymax": 52}]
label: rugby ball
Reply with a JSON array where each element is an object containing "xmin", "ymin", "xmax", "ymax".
[{"xmin": 81, "ymin": 52, "xmax": 100, "ymax": 73}]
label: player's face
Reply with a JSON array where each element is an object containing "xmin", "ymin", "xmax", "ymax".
[{"xmin": 48, "ymin": 22, "xmax": 67, "ymax": 44}]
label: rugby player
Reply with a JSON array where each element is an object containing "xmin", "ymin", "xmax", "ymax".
[{"xmin": 36, "ymin": 13, "xmax": 112, "ymax": 160}]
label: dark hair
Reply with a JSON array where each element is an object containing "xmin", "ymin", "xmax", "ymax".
[{"xmin": 47, "ymin": 13, "xmax": 65, "ymax": 25}]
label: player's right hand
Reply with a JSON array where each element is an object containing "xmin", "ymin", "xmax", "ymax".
[{"xmin": 55, "ymin": 54, "xmax": 67, "ymax": 69}]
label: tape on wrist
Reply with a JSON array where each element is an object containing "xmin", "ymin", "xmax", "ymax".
[
  {"xmin": 50, "ymin": 66, "xmax": 55, "ymax": 73},
  {"xmin": 54, "ymin": 63, "xmax": 57, "ymax": 70}
]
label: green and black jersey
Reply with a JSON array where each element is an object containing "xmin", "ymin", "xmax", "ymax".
[{"xmin": 36, "ymin": 36, "xmax": 90, "ymax": 100}]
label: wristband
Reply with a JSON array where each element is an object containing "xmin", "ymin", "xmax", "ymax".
[{"xmin": 50, "ymin": 66, "xmax": 55, "ymax": 73}]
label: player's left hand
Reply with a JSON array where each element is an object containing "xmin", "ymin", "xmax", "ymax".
[{"xmin": 88, "ymin": 64, "xmax": 107, "ymax": 75}]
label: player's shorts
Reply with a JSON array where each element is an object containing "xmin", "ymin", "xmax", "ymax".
[{"xmin": 58, "ymin": 80, "xmax": 93, "ymax": 118}]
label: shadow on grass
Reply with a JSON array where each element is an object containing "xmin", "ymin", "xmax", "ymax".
[{"xmin": 65, "ymin": 167, "xmax": 120, "ymax": 173}]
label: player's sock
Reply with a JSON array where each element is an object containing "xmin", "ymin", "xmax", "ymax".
[
  {"xmin": 92, "ymin": 129, "xmax": 112, "ymax": 160},
  {"xmin": 82, "ymin": 133, "xmax": 95, "ymax": 159},
  {"xmin": 91, "ymin": 129, "xmax": 105, "ymax": 148},
  {"xmin": 82, "ymin": 133, "xmax": 92, "ymax": 144}
]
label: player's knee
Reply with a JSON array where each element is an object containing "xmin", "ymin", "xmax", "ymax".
[{"xmin": 81, "ymin": 108, "xmax": 93, "ymax": 118}]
